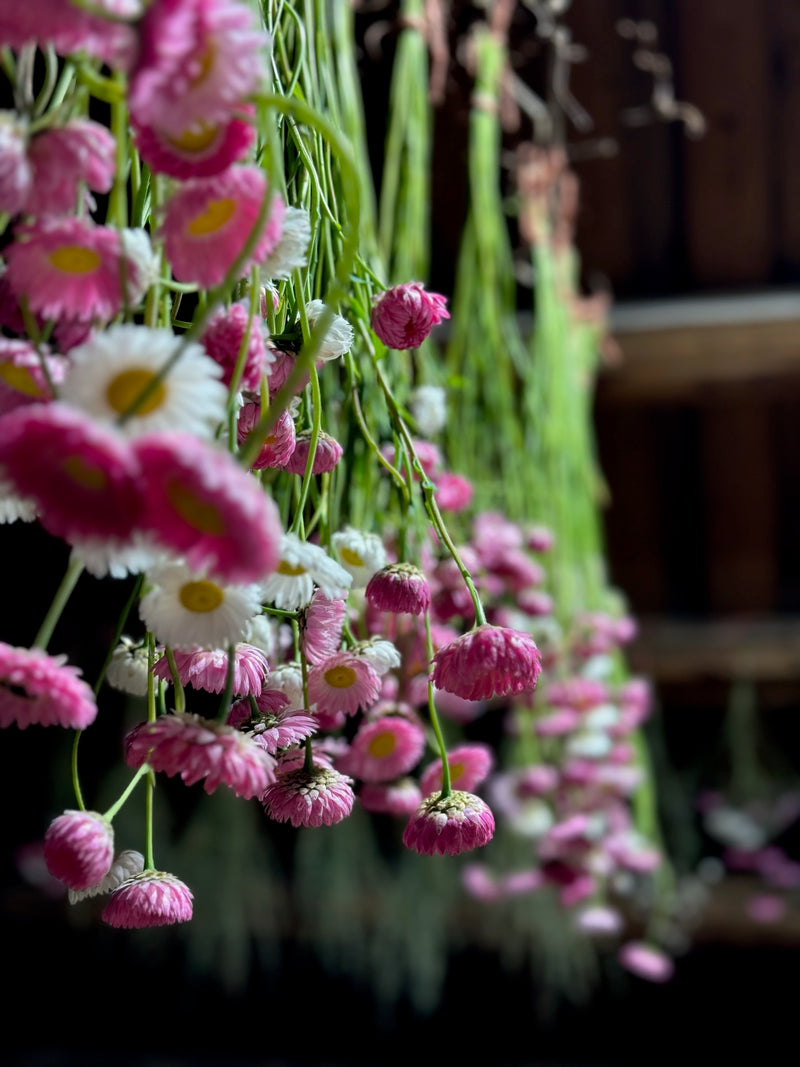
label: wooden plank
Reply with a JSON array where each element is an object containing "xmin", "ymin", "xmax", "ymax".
[{"xmin": 676, "ymin": 0, "xmax": 773, "ymax": 285}]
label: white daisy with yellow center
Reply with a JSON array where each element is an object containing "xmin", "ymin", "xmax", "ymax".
[
  {"xmin": 260, "ymin": 532, "xmax": 352, "ymax": 610},
  {"xmin": 59, "ymin": 323, "xmax": 228, "ymax": 439},
  {"xmin": 138, "ymin": 560, "xmax": 263, "ymax": 651},
  {"xmin": 331, "ymin": 526, "xmax": 387, "ymax": 590}
]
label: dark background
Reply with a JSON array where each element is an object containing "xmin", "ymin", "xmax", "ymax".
[{"xmin": 5, "ymin": 1, "xmax": 800, "ymax": 1064}]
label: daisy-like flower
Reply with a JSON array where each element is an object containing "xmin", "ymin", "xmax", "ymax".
[
  {"xmin": 430, "ymin": 624, "xmax": 543, "ymax": 703},
  {"xmin": 0, "ymin": 402, "xmax": 145, "ymax": 544},
  {"xmin": 159, "ymin": 166, "xmax": 285, "ymax": 288},
  {"xmin": 43, "ymin": 811, "xmax": 114, "ymax": 892},
  {"xmin": 129, "ymin": 0, "xmax": 269, "ymax": 138},
  {"xmin": 23, "ymin": 119, "xmax": 117, "ymax": 218},
  {"xmin": 370, "ymin": 282, "xmax": 450, "ymax": 350},
  {"xmin": 307, "ymin": 651, "xmax": 381, "ymax": 719},
  {"xmin": 282, "ymin": 430, "xmax": 343, "ymax": 475},
  {"xmin": 69, "ymin": 849, "xmax": 144, "ymax": 904},
  {"xmin": 0, "ymin": 339, "xmax": 66, "ymax": 415},
  {"xmin": 358, "ymin": 778, "xmax": 423, "ymax": 817},
  {"xmin": 260, "ymin": 532, "xmax": 351, "ymax": 610},
  {"xmin": 303, "ymin": 299, "xmax": 354, "ymax": 361},
  {"xmin": 0, "ymin": 643, "xmax": 97, "ymax": 731},
  {"xmin": 260, "ymin": 206, "xmax": 311, "ymax": 281},
  {"xmin": 201, "ymin": 301, "xmax": 268, "ymax": 392},
  {"xmin": 102, "ymin": 870, "xmax": 193, "ymax": 929},
  {"xmin": 236, "ymin": 400, "xmax": 296, "ymax": 470},
  {"xmin": 403, "ymin": 791, "xmax": 495, "ymax": 856},
  {"xmin": 153, "ymin": 643, "xmax": 269, "ymax": 696},
  {"xmin": 261, "ymin": 762, "xmax": 354, "ymax": 827},
  {"xmin": 69, "ymin": 531, "xmax": 160, "ymax": 581},
  {"xmin": 267, "ymin": 663, "xmax": 305, "ymax": 710},
  {"xmin": 409, "ymin": 383, "xmax": 447, "ymax": 437},
  {"xmin": 419, "ymin": 743, "xmax": 495, "ymax": 796},
  {"xmin": 618, "ymin": 942, "xmax": 675, "ymax": 983},
  {"xmin": 351, "ymin": 637, "xmax": 402, "ymax": 677},
  {"xmin": 132, "ymin": 109, "xmax": 256, "ymax": 180},
  {"xmin": 366, "ymin": 563, "xmax": 431, "ymax": 615},
  {"xmin": 299, "ymin": 591, "xmax": 346, "ymax": 665},
  {"xmin": 0, "ymin": 0, "xmax": 139, "ymax": 70},
  {"xmin": 231, "ymin": 697, "xmax": 317, "ymax": 755},
  {"xmin": 4, "ymin": 218, "xmax": 130, "ymax": 323},
  {"xmin": 139, "ymin": 561, "xmax": 262, "ymax": 651},
  {"xmin": 60, "ymin": 324, "xmax": 228, "ymax": 440},
  {"xmin": 133, "ymin": 431, "xmax": 282, "ymax": 585},
  {"xmin": 105, "ymin": 636, "xmax": 151, "ymax": 697},
  {"xmin": 337, "ymin": 716, "xmax": 426, "ymax": 783},
  {"xmin": 331, "ymin": 526, "xmax": 387, "ymax": 590},
  {"xmin": 125, "ymin": 711, "xmax": 276, "ymax": 797}
]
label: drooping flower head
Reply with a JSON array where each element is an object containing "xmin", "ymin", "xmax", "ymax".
[
  {"xmin": 105, "ymin": 637, "xmax": 151, "ymax": 697},
  {"xmin": 358, "ymin": 778, "xmax": 423, "ymax": 817},
  {"xmin": 419, "ymin": 743, "xmax": 495, "ymax": 796},
  {"xmin": 0, "ymin": 0, "xmax": 139, "ymax": 70},
  {"xmin": 23, "ymin": 119, "xmax": 117, "ymax": 217},
  {"xmin": 60, "ymin": 325, "xmax": 228, "ymax": 440},
  {"xmin": 201, "ymin": 300, "xmax": 268, "ymax": 392},
  {"xmin": 260, "ymin": 206, "xmax": 311, "ymax": 281},
  {"xmin": 133, "ymin": 431, "xmax": 282, "ymax": 584},
  {"xmin": 125, "ymin": 711, "xmax": 276, "ymax": 798},
  {"xmin": 365, "ymin": 562, "xmax": 431, "ymax": 616},
  {"xmin": 43, "ymin": 811, "xmax": 114, "ymax": 892},
  {"xmin": 370, "ymin": 282, "xmax": 450, "ymax": 350},
  {"xmin": 229, "ymin": 694, "xmax": 317, "ymax": 755},
  {"xmin": 282, "ymin": 429, "xmax": 343, "ymax": 475},
  {"xmin": 0, "ymin": 403, "xmax": 145, "ymax": 544},
  {"xmin": 261, "ymin": 761, "xmax": 355, "ymax": 827},
  {"xmin": 299, "ymin": 590, "xmax": 347, "ymax": 665},
  {"xmin": 68, "ymin": 849, "xmax": 145, "ymax": 904},
  {"xmin": 153, "ymin": 643, "xmax": 269, "ymax": 696},
  {"xmin": 0, "ymin": 643, "xmax": 97, "ymax": 731},
  {"xmin": 102, "ymin": 870, "xmax": 194, "ymax": 929},
  {"xmin": 236, "ymin": 399, "xmax": 296, "ymax": 471},
  {"xmin": 303, "ymin": 299, "xmax": 354, "ymax": 361},
  {"xmin": 430, "ymin": 624, "xmax": 542, "ymax": 703},
  {"xmin": 403, "ymin": 790, "xmax": 495, "ymax": 856},
  {"xmin": 132, "ymin": 109, "xmax": 257, "ymax": 180},
  {"xmin": 159, "ymin": 166, "xmax": 285, "ymax": 288}
]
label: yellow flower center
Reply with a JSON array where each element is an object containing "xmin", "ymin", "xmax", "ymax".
[
  {"xmin": 0, "ymin": 362, "xmax": 42, "ymax": 397},
  {"xmin": 186, "ymin": 197, "xmax": 236, "ymax": 236},
  {"xmin": 48, "ymin": 246, "xmax": 101, "ymax": 274},
  {"xmin": 188, "ymin": 40, "xmax": 215, "ymax": 88},
  {"xmin": 166, "ymin": 480, "xmax": 226, "ymax": 535},
  {"xmin": 179, "ymin": 579, "xmax": 224, "ymax": 613},
  {"xmin": 339, "ymin": 546, "xmax": 364, "ymax": 567},
  {"xmin": 367, "ymin": 731, "xmax": 396, "ymax": 758},
  {"xmin": 168, "ymin": 121, "xmax": 219, "ymax": 154},
  {"xmin": 324, "ymin": 664, "xmax": 357, "ymax": 689},
  {"xmin": 449, "ymin": 761, "xmax": 464, "ymax": 781},
  {"xmin": 61, "ymin": 455, "xmax": 107, "ymax": 491},
  {"xmin": 277, "ymin": 560, "xmax": 307, "ymax": 576},
  {"xmin": 106, "ymin": 368, "xmax": 166, "ymax": 416}
]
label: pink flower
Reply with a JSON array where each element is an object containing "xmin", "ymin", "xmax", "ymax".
[
  {"xmin": 618, "ymin": 942, "xmax": 675, "ymax": 983},
  {"xmin": 201, "ymin": 301, "xmax": 267, "ymax": 391},
  {"xmin": 266, "ymin": 347, "xmax": 310, "ymax": 397},
  {"xmin": 419, "ymin": 743, "xmax": 494, "ymax": 795},
  {"xmin": 0, "ymin": 339, "xmax": 66, "ymax": 414},
  {"xmin": 24, "ymin": 120, "xmax": 117, "ymax": 217},
  {"xmin": 461, "ymin": 862, "xmax": 501, "ymax": 901},
  {"xmin": 358, "ymin": 778, "xmax": 423, "ymax": 817},
  {"xmin": 403, "ymin": 790, "xmax": 495, "ymax": 856},
  {"xmin": 129, "ymin": 0, "xmax": 268, "ymax": 138},
  {"xmin": 365, "ymin": 563, "xmax": 431, "ymax": 616},
  {"xmin": 4, "ymin": 218, "xmax": 129, "ymax": 323},
  {"xmin": 241, "ymin": 703, "xmax": 318, "ymax": 756},
  {"xmin": 159, "ymin": 166, "xmax": 285, "ymax": 287},
  {"xmin": 237, "ymin": 400, "xmax": 296, "ymax": 470},
  {"xmin": 336, "ymin": 717, "xmax": 427, "ymax": 783},
  {"xmin": 43, "ymin": 810, "xmax": 114, "ymax": 891},
  {"xmin": 102, "ymin": 870, "xmax": 194, "ymax": 929},
  {"xmin": 133, "ymin": 431, "xmax": 282, "ymax": 584},
  {"xmin": 575, "ymin": 904, "xmax": 624, "ymax": 936},
  {"xmin": 282, "ymin": 430, "xmax": 343, "ymax": 475},
  {"xmin": 0, "ymin": 643, "xmax": 97, "ymax": 731},
  {"xmin": 262, "ymin": 763, "xmax": 355, "ymax": 827},
  {"xmin": 370, "ymin": 282, "xmax": 450, "ymax": 350},
  {"xmin": 307, "ymin": 651, "xmax": 381, "ymax": 719},
  {"xmin": 154, "ymin": 644, "xmax": 269, "ymax": 696},
  {"xmin": 0, "ymin": 403, "xmax": 145, "ymax": 543},
  {"xmin": 125, "ymin": 711, "xmax": 277, "ymax": 798},
  {"xmin": 0, "ymin": 0, "xmax": 138, "ymax": 69},
  {"xmin": 133, "ymin": 109, "xmax": 256, "ymax": 180},
  {"xmin": 434, "ymin": 471, "xmax": 473, "ymax": 512},
  {"xmin": 430, "ymin": 624, "xmax": 542, "ymax": 703},
  {"xmin": 299, "ymin": 591, "xmax": 346, "ymax": 665}
]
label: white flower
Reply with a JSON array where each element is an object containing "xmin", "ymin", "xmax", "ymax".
[
  {"xmin": 105, "ymin": 636, "xmax": 150, "ymax": 696},
  {"xmin": 68, "ymin": 849, "xmax": 144, "ymax": 904},
  {"xmin": 139, "ymin": 561, "xmax": 263, "ymax": 651},
  {"xmin": 59, "ymin": 324, "xmax": 228, "ymax": 439},
  {"xmin": 261, "ymin": 206, "xmax": 311, "ymax": 281},
  {"xmin": 120, "ymin": 228, "xmax": 160, "ymax": 306},
  {"xmin": 243, "ymin": 613, "xmax": 278, "ymax": 658},
  {"xmin": 410, "ymin": 384, "xmax": 447, "ymax": 436},
  {"xmin": 0, "ymin": 477, "xmax": 36, "ymax": 524},
  {"xmin": 304, "ymin": 299, "xmax": 354, "ymax": 361},
  {"xmin": 260, "ymin": 532, "xmax": 352, "ymax": 610},
  {"xmin": 268, "ymin": 662, "xmax": 305, "ymax": 710},
  {"xmin": 70, "ymin": 532, "xmax": 161, "ymax": 580},
  {"xmin": 582, "ymin": 703, "xmax": 620, "ymax": 732},
  {"xmin": 354, "ymin": 637, "xmax": 401, "ymax": 675},
  {"xmin": 331, "ymin": 526, "xmax": 387, "ymax": 589},
  {"xmin": 565, "ymin": 729, "xmax": 613, "ymax": 760}
]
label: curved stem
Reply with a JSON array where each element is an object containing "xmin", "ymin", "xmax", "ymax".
[
  {"xmin": 32, "ymin": 557, "xmax": 84, "ymax": 651},
  {"xmin": 424, "ymin": 611, "xmax": 451, "ymax": 798}
]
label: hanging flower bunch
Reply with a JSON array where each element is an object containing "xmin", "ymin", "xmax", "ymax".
[{"xmin": 0, "ymin": 0, "xmax": 551, "ymax": 931}]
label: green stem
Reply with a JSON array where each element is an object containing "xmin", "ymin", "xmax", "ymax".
[
  {"xmin": 215, "ymin": 644, "xmax": 237, "ymax": 724},
  {"xmin": 71, "ymin": 731, "xmax": 86, "ymax": 812},
  {"xmin": 424, "ymin": 612, "xmax": 451, "ymax": 797},
  {"xmin": 32, "ymin": 557, "xmax": 84, "ymax": 651},
  {"xmin": 103, "ymin": 764, "xmax": 149, "ymax": 822}
]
